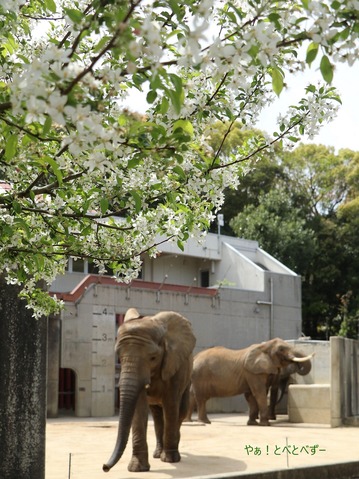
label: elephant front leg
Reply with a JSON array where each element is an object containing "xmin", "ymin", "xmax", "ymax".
[
  {"xmin": 150, "ymin": 405, "xmax": 164, "ymax": 459},
  {"xmin": 161, "ymin": 398, "xmax": 182, "ymax": 463},
  {"xmin": 128, "ymin": 393, "xmax": 150, "ymax": 472}
]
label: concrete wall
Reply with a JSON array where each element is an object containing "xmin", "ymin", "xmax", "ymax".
[
  {"xmin": 287, "ymin": 340, "xmax": 331, "ymax": 384},
  {"xmin": 218, "ymin": 243, "xmax": 265, "ymax": 291},
  {"xmin": 331, "ymin": 336, "xmax": 359, "ymax": 426},
  {"xmin": 60, "ymin": 301, "xmax": 116, "ymax": 417},
  {"xmin": 52, "ymin": 271, "xmax": 302, "ymax": 417},
  {"xmin": 287, "ymin": 337, "xmax": 359, "ymax": 427}
]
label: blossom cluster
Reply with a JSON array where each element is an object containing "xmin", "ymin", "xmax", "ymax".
[{"xmin": 0, "ymin": 0, "xmax": 357, "ymax": 315}]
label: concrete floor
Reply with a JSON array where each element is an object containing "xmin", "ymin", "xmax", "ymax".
[{"xmin": 46, "ymin": 413, "xmax": 359, "ymax": 479}]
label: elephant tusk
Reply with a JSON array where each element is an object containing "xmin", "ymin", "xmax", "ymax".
[
  {"xmin": 145, "ymin": 384, "xmax": 150, "ymax": 389},
  {"xmin": 292, "ymin": 352, "xmax": 315, "ymax": 363}
]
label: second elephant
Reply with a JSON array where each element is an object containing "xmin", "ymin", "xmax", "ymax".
[
  {"xmin": 185, "ymin": 338, "xmax": 313, "ymax": 426},
  {"xmin": 268, "ymin": 352, "xmax": 312, "ymax": 420}
]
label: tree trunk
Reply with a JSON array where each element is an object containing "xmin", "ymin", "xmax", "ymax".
[{"xmin": 0, "ymin": 277, "xmax": 47, "ymax": 479}]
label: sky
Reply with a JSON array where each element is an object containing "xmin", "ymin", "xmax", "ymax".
[
  {"xmin": 256, "ymin": 61, "xmax": 359, "ymax": 152},
  {"xmin": 124, "ymin": 61, "xmax": 359, "ymax": 153}
]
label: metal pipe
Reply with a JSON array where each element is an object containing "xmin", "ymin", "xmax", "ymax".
[{"xmin": 256, "ymin": 276, "xmax": 274, "ymax": 339}]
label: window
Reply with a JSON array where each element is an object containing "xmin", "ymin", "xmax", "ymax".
[{"xmin": 72, "ymin": 258, "xmax": 86, "ymax": 273}]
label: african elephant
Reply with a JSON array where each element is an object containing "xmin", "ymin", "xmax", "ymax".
[
  {"xmin": 268, "ymin": 351, "xmax": 312, "ymax": 420},
  {"xmin": 103, "ymin": 308, "xmax": 196, "ymax": 473},
  {"xmin": 185, "ymin": 338, "xmax": 313, "ymax": 426}
]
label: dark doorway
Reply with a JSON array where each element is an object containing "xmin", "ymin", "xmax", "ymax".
[
  {"xmin": 200, "ymin": 270, "xmax": 210, "ymax": 287},
  {"xmin": 58, "ymin": 368, "xmax": 76, "ymax": 413}
]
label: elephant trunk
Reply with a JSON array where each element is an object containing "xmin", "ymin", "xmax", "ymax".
[
  {"xmin": 292, "ymin": 352, "xmax": 314, "ymax": 375},
  {"xmin": 103, "ymin": 368, "xmax": 148, "ymax": 473}
]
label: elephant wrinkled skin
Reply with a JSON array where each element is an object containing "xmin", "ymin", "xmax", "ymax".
[
  {"xmin": 185, "ymin": 338, "xmax": 313, "ymax": 426},
  {"xmin": 103, "ymin": 308, "xmax": 196, "ymax": 473}
]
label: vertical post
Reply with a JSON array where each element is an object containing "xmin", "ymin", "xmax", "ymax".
[
  {"xmin": 47, "ymin": 315, "xmax": 60, "ymax": 418},
  {"xmin": 330, "ymin": 336, "xmax": 343, "ymax": 427},
  {"xmin": 0, "ymin": 277, "xmax": 47, "ymax": 479},
  {"xmin": 269, "ymin": 277, "xmax": 274, "ymax": 339},
  {"xmin": 217, "ymin": 214, "xmax": 224, "ymax": 254}
]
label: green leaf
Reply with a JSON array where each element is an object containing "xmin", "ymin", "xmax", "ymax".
[
  {"xmin": 100, "ymin": 198, "xmax": 109, "ymax": 215},
  {"xmin": 14, "ymin": 218, "xmax": 31, "ymax": 238},
  {"xmin": 42, "ymin": 115, "xmax": 52, "ymax": 136},
  {"xmin": 12, "ymin": 200, "xmax": 22, "ymax": 214},
  {"xmin": 320, "ymin": 55, "xmax": 333, "ymax": 83},
  {"xmin": 127, "ymin": 157, "xmax": 141, "ymax": 168},
  {"xmin": 45, "ymin": 156, "xmax": 63, "ymax": 186},
  {"xmin": 93, "ymin": 36, "xmax": 111, "ymax": 53},
  {"xmin": 169, "ymin": 73, "xmax": 183, "ymax": 93},
  {"xmin": 5, "ymin": 134, "xmax": 18, "ymax": 160},
  {"xmin": 306, "ymin": 43, "xmax": 318, "ymax": 66},
  {"xmin": 177, "ymin": 239, "xmax": 184, "ymax": 251},
  {"xmin": 130, "ymin": 191, "xmax": 142, "ymax": 213},
  {"xmin": 33, "ymin": 254, "xmax": 45, "ymax": 271},
  {"xmin": 146, "ymin": 90, "xmax": 157, "ymax": 104},
  {"xmin": 167, "ymin": 89, "xmax": 184, "ymax": 114},
  {"xmin": 65, "ymin": 8, "xmax": 83, "ymax": 24},
  {"xmin": 173, "ymin": 119, "xmax": 194, "ymax": 137},
  {"xmin": 271, "ymin": 67, "xmax": 284, "ymax": 96},
  {"xmin": 331, "ymin": 0, "xmax": 341, "ymax": 9},
  {"xmin": 44, "ymin": 0, "xmax": 57, "ymax": 13},
  {"xmin": 306, "ymin": 84, "xmax": 316, "ymax": 93},
  {"xmin": 172, "ymin": 165, "xmax": 186, "ymax": 180}
]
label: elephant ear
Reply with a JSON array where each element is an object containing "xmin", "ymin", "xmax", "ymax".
[
  {"xmin": 124, "ymin": 308, "xmax": 141, "ymax": 322},
  {"xmin": 244, "ymin": 345, "xmax": 279, "ymax": 375},
  {"xmin": 153, "ymin": 311, "xmax": 196, "ymax": 382}
]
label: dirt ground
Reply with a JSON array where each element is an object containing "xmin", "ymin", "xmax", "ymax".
[{"xmin": 46, "ymin": 413, "xmax": 359, "ymax": 479}]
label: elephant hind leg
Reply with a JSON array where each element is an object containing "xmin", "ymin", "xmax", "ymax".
[
  {"xmin": 179, "ymin": 385, "xmax": 191, "ymax": 422},
  {"xmin": 196, "ymin": 395, "xmax": 211, "ymax": 424},
  {"xmin": 183, "ymin": 388, "xmax": 195, "ymax": 422},
  {"xmin": 245, "ymin": 391, "xmax": 259, "ymax": 426}
]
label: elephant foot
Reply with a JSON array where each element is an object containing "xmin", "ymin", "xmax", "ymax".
[
  {"xmin": 259, "ymin": 420, "xmax": 270, "ymax": 426},
  {"xmin": 128, "ymin": 456, "xmax": 150, "ymax": 472},
  {"xmin": 183, "ymin": 416, "xmax": 192, "ymax": 422},
  {"xmin": 153, "ymin": 445, "xmax": 162, "ymax": 459},
  {"xmin": 247, "ymin": 419, "xmax": 259, "ymax": 426},
  {"xmin": 160, "ymin": 450, "xmax": 181, "ymax": 463},
  {"xmin": 198, "ymin": 417, "xmax": 211, "ymax": 424}
]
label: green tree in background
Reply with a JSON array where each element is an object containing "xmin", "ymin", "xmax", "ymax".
[{"xmin": 229, "ymin": 143, "xmax": 359, "ymax": 339}]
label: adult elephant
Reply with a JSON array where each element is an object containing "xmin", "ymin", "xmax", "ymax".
[
  {"xmin": 268, "ymin": 351, "xmax": 312, "ymax": 420},
  {"xmin": 185, "ymin": 338, "xmax": 313, "ymax": 426},
  {"xmin": 103, "ymin": 308, "xmax": 196, "ymax": 473}
]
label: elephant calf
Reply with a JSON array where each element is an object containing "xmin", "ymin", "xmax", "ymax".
[{"xmin": 185, "ymin": 338, "xmax": 313, "ymax": 426}]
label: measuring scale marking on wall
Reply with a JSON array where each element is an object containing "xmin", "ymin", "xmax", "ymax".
[{"xmin": 91, "ymin": 305, "xmax": 116, "ymax": 416}]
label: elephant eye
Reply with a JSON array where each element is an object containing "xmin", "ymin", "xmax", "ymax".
[{"xmin": 150, "ymin": 355, "xmax": 157, "ymax": 362}]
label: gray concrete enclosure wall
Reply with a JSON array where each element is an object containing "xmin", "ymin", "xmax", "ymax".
[{"xmin": 50, "ymin": 273, "xmax": 302, "ymax": 417}]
